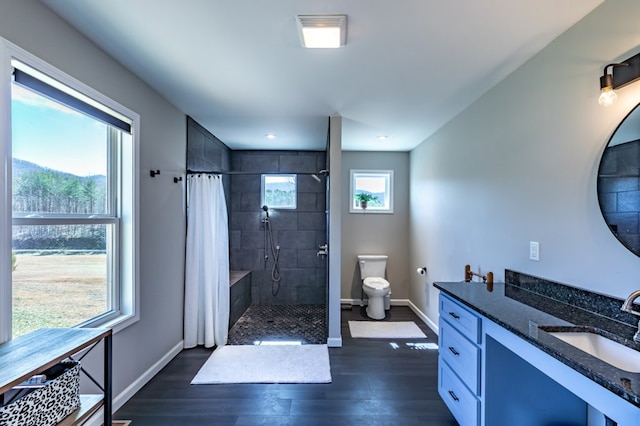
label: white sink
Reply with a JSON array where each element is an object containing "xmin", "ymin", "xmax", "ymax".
[{"xmin": 549, "ymin": 331, "xmax": 640, "ymax": 373}]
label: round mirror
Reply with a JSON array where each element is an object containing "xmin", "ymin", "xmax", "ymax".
[{"xmin": 597, "ymin": 103, "xmax": 640, "ymax": 257}]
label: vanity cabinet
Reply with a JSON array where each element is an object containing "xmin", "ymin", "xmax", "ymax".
[
  {"xmin": 435, "ymin": 285, "xmax": 640, "ymax": 426},
  {"xmin": 438, "ymin": 294, "xmax": 482, "ymax": 426}
]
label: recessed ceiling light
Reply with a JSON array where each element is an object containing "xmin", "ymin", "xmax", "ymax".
[
  {"xmin": 376, "ymin": 135, "xmax": 388, "ymax": 141},
  {"xmin": 265, "ymin": 133, "xmax": 276, "ymax": 139},
  {"xmin": 296, "ymin": 15, "xmax": 347, "ymax": 48}
]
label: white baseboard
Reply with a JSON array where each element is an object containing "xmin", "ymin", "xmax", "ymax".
[
  {"xmin": 84, "ymin": 340, "xmax": 184, "ymax": 425},
  {"xmin": 340, "ymin": 298, "xmax": 439, "ymax": 335},
  {"xmin": 405, "ymin": 299, "xmax": 438, "ymax": 335},
  {"xmin": 326, "ymin": 337, "xmax": 343, "ymax": 347},
  {"xmin": 341, "ymin": 298, "xmax": 364, "ymax": 306}
]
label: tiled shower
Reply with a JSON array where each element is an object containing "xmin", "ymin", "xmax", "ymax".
[
  {"xmin": 187, "ymin": 117, "xmax": 327, "ymax": 312},
  {"xmin": 229, "ymin": 151, "xmax": 327, "ymax": 305}
]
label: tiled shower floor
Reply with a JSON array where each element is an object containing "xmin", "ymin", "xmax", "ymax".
[{"xmin": 227, "ymin": 304, "xmax": 327, "ymax": 345}]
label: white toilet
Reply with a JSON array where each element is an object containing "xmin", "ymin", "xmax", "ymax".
[{"xmin": 358, "ymin": 255, "xmax": 391, "ymax": 320}]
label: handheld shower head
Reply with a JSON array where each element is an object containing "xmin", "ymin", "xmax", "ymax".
[
  {"xmin": 262, "ymin": 205, "xmax": 269, "ymax": 219},
  {"xmin": 311, "ymin": 174, "xmax": 321, "ymax": 183}
]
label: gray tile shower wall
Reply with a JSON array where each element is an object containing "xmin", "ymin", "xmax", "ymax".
[
  {"xmin": 186, "ymin": 117, "xmax": 232, "ymax": 215},
  {"xmin": 597, "ymin": 139, "xmax": 640, "ymax": 255},
  {"xmin": 230, "ymin": 150, "xmax": 327, "ymax": 305},
  {"xmin": 186, "ymin": 118, "xmax": 327, "ymax": 306},
  {"xmin": 229, "ymin": 272, "xmax": 251, "ymax": 329}
]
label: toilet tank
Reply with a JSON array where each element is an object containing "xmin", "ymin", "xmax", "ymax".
[{"xmin": 357, "ymin": 255, "xmax": 388, "ymax": 279}]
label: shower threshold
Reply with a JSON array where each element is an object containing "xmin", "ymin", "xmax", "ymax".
[{"xmin": 228, "ymin": 304, "xmax": 326, "ymax": 345}]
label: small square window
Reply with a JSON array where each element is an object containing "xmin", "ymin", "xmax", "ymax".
[
  {"xmin": 350, "ymin": 170, "xmax": 393, "ymax": 213},
  {"xmin": 262, "ymin": 174, "xmax": 297, "ymax": 209}
]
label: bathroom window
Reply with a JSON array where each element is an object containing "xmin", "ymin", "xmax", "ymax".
[
  {"xmin": 350, "ymin": 170, "xmax": 394, "ymax": 213},
  {"xmin": 262, "ymin": 174, "xmax": 297, "ymax": 209},
  {"xmin": 1, "ymin": 44, "xmax": 139, "ymax": 340}
]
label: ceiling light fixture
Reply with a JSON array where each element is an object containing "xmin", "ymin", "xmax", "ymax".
[
  {"xmin": 376, "ymin": 135, "xmax": 388, "ymax": 141},
  {"xmin": 265, "ymin": 133, "xmax": 276, "ymax": 139},
  {"xmin": 296, "ymin": 15, "xmax": 347, "ymax": 49},
  {"xmin": 599, "ymin": 51, "xmax": 640, "ymax": 106}
]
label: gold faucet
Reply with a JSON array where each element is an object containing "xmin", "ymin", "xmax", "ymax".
[{"xmin": 621, "ymin": 290, "xmax": 640, "ymax": 342}]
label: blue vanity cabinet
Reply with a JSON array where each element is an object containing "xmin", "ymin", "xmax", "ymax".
[
  {"xmin": 438, "ymin": 294, "xmax": 482, "ymax": 426},
  {"xmin": 435, "ymin": 283, "xmax": 640, "ymax": 426}
]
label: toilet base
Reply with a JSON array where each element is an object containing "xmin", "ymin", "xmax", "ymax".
[{"xmin": 366, "ymin": 295, "xmax": 386, "ymax": 320}]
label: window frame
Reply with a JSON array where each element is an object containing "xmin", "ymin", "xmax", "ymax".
[
  {"xmin": 0, "ymin": 38, "xmax": 140, "ymax": 343},
  {"xmin": 349, "ymin": 169, "xmax": 394, "ymax": 214},
  {"xmin": 261, "ymin": 173, "xmax": 297, "ymax": 210}
]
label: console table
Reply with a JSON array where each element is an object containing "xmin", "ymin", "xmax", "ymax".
[{"xmin": 0, "ymin": 328, "xmax": 112, "ymax": 425}]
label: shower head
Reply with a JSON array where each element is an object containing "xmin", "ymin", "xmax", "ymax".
[
  {"xmin": 262, "ymin": 205, "xmax": 269, "ymax": 219},
  {"xmin": 311, "ymin": 174, "xmax": 321, "ymax": 183}
]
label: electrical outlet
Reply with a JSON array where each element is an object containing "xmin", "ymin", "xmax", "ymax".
[{"xmin": 529, "ymin": 241, "xmax": 540, "ymax": 261}]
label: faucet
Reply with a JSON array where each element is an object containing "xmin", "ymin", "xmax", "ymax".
[{"xmin": 621, "ymin": 290, "xmax": 640, "ymax": 343}]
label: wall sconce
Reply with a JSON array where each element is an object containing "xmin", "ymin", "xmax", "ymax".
[{"xmin": 599, "ymin": 51, "xmax": 640, "ymax": 106}]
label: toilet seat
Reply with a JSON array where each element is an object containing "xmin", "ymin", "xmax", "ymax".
[{"xmin": 363, "ymin": 277, "xmax": 390, "ymax": 290}]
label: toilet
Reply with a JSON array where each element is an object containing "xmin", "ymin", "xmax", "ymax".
[{"xmin": 358, "ymin": 255, "xmax": 391, "ymax": 320}]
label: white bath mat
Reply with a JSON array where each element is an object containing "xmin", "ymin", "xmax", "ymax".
[
  {"xmin": 191, "ymin": 344, "xmax": 331, "ymax": 384},
  {"xmin": 349, "ymin": 321, "xmax": 427, "ymax": 338}
]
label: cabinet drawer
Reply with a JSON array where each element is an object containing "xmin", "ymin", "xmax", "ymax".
[
  {"xmin": 440, "ymin": 294, "xmax": 481, "ymax": 343},
  {"xmin": 439, "ymin": 359, "xmax": 480, "ymax": 426},
  {"xmin": 439, "ymin": 321, "xmax": 480, "ymax": 394}
]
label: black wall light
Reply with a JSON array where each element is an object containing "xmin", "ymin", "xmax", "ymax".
[{"xmin": 599, "ymin": 51, "xmax": 640, "ymax": 106}]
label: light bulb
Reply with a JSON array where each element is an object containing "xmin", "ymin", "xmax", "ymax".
[{"xmin": 599, "ymin": 87, "xmax": 618, "ymax": 106}]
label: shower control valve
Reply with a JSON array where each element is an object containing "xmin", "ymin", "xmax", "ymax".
[{"xmin": 317, "ymin": 244, "xmax": 328, "ymax": 257}]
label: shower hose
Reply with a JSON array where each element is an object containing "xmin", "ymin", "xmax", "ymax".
[{"xmin": 263, "ymin": 217, "xmax": 281, "ymax": 296}]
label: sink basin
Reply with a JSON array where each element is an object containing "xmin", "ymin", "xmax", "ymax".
[{"xmin": 549, "ymin": 331, "xmax": 640, "ymax": 373}]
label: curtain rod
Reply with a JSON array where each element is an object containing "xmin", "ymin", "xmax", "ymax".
[{"xmin": 186, "ymin": 170, "xmax": 323, "ymax": 176}]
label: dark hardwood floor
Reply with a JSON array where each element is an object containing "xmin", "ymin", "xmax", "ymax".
[{"xmin": 115, "ymin": 305, "xmax": 458, "ymax": 425}]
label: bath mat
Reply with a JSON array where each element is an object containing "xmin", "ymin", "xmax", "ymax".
[
  {"xmin": 348, "ymin": 321, "xmax": 427, "ymax": 338},
  {"xmin": 191, "ymin": 344, "xmax": 331, "ymax": 384}
]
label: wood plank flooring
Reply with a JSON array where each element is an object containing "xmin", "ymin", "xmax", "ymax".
[{"xmin": 115, "ymin": 305, "xmax": 458, "ymax": 425}]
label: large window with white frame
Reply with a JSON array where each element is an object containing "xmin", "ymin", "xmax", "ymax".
[{"xmin": 0, "ymin": 40, "xmax": 139, "ymax": 341}]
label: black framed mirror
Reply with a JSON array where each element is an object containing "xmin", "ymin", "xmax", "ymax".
[{"xmin": 597, "ymin": 103, "xmax": 640, "ymax": 257}]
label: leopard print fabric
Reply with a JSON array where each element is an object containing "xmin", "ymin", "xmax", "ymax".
[{"xmin": 0, "ymin": 362, "xmax": 80, "ymax": 426}]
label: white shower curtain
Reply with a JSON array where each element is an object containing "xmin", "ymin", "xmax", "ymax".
[{"xmin": 184, "ymin": 174, "xmax": 230, "ymax": 349}]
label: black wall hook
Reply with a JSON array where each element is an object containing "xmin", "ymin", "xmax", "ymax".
[
  {"xmin": 174, "ymin": 176, "xmax": 183, "ymax": 183},
  {"xmin": 150, "ymin": 170, "xmax": 160, "ymax": 177}
]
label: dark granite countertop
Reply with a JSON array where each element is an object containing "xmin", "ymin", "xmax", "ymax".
[{"xmin": 434, "ymin": 281, "xmax": 640, "ymax": 408}]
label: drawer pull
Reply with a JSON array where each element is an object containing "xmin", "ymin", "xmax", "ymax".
[
  {"xmin": 448, "ymin": 346, "xmax": 460, "ymax": 356},
  {"xmin": 448, "ymin": 311, "xmax": 460, "ymax": 319},
  {"xmin": 448, "ymin": 390, "xmax": 459, "ymax": 401}
]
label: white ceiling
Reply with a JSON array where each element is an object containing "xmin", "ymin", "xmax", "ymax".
[{"xmin": 40, "ymin": 0, "xmax": 604, "ymax": 152}]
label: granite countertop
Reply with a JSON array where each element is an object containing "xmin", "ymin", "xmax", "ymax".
[{"xmin": 434, "ymin": 281, "xmax": 640, "ymax": 408}]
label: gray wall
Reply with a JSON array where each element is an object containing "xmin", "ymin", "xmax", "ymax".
[
  {"xmin": 409, "ymin": 0, "xmax": 640, "ymax": 329},
  {"xmin": 341, "ymin": 152, "xmax": 410, "ymax": 302},
  {"xmin": 230, "ymin": 151, "xmax": 327, "ymax": 305},
  {"xmin": 0, "ymin": 0, "xmax": 186, "ymax": 404}
]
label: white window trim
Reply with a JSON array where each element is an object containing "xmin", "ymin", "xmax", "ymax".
[
  {"xmin": 261, "ymin": 174, "xmax": 297, "ymax": 210},
  {"xmin": 0, "ymin": 38, "xmax": 140, "ymax": 343},
  {"xmin": 349, "ymin": 169, "xmax": 394, "ymax": 214}
]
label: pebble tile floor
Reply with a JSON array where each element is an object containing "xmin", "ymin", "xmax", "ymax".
[{"xmin": 227, "ymin": 304, "xmax": 327, "ymax": 345}]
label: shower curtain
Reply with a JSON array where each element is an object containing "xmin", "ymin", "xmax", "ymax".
[{"xmin": 184, "ymin": 174, "xmax": 230, "ymax": 349}]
